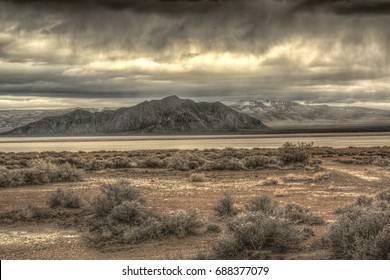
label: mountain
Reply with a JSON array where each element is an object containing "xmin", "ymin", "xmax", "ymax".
[
  {"xmin": 0, "ymin": 109, "xmax": 73, "ymax": 133},
  {"xmin": 3, "ymin": 96, "xmax": 269, "ymax": 136},
  {"xmin": 0, "ymin": 107, "xmax": 115, "ymax": 133},
  {"xmin": 231, "ymin": 99, "xmax": 390, "ymax": 128}
]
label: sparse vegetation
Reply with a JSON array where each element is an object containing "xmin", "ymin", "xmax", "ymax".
[
  {"xmin": 214, "ymin": 192, "xmax": 239, "ymax": 217},
  {"xmin": 210, "ymin": 213, "xmax": 310, "ymax": 259},
  {"xmin": 0, "ymin": 161, "xmax": 82, "ymax": 188},
  {"xmin": 0, "ymin": 143, "xmax": 323, "ymax": 176},
  {"xmin": 2, "ymin": 146, "xmax": 390, "ymax": 259},
  {"xmin": 5, "ymin": 205, "xmax": 48, "ymax": 222},
  {"xmin": 281, "ymin": 203, "xmax": 325, "ymax": 225},
  {"xmin": 195, "ymin": 193, "xmax": 324, "ymax": 259},
  {"xmin": 377, "ymin": 189, "xmax": 390, "ymax": 202},
  {"xmin": 47, "ymin": 188, "xmax": 82, "ymax": 208},
  {"xmin": 278, "ymin": 142, "xmax": 313, "ymax": 165},
  {"xmin": 91, "ymin": 181, "xmax": 141, "ymax": 217},
  {"xmin": 206, "ymin": 223, "xmax": 222, "ymax": 233},
  {"xmin": 245, "ymin": 195, "xmax": 278, "ymax": 214},
  {"xmin": 326, "ymin": 193, "xmax": 390, "ymax": 259},
  {"xmin": 89, "ymin": 181, "xmax": 203, "ymax": 245}
]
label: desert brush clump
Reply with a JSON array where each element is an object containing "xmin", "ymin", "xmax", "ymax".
[
  {"xmin": 243, "ymin": 155, "xmax": 280, "ymax": 169},
  {"xmin": 206, "ymin": 223, "xmax": 222, "ymax": 233},
  {"xmin": 167, "ymin": 153, "xmax": 204, "ymax": 171},
  {"xmin": 138, "ymin": 158, "xmax": 167, "ymax": 169},
  {"xmin": 0, "ymin": 204, "xmax": 49, "ymax": 223},
  {"xmin": 210, "ymin": 213, "xmax": 311, "ymax": 259},
  {"xmin": 281, "ymin": 203, "xmax": 326, "ymax": 225},
  {"xmin": 214, "ymin": 192, "xmax": 239, "ymax": 217},
  {"xmin": 245, "ymin": 195, "xmax": 279, "ymax": 215},
  {"xmin": 245, "ymin": 195, "xmax": 325, "ymax": 225},
  {"xmin": 91, "ymin": 181, "xmax": 141, "ymax": 217},
  {"xmin": 47, "ymin": 188, "xmax": 82, "ymax": 208},
  {"xmin": 278, "ymin": 142, "xmax": 313, "ymax": 166},
  {"xmin": 89, "ymin": 181, "xmax": 203, "ymax": 245},
  {"xmin": 376, "ymin": 189, "xmax": 390, "ymax": 203},
  {"xmin": 326, "ymin": 192, "xmax": 390, "ymax": 259},
  {"xmin": 156, "ymin": 210, "xmax": 203, "ymax": 238},
  {"xmin": 198, "ymin": 194, "xmax": 322, "ymax": 259},
  {"xmin": 0, "ymin": 160, "xmax": 82, "ymax": 188}
]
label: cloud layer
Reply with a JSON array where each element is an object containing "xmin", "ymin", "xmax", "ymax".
[{"xmin": 0, "ymin": 0, "xmax": 389, "ymax": 109}]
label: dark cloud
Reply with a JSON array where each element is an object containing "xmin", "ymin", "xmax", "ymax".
[
  {"xmin": 2, "ymin": 0, "xmax": 244, "ymax": 14},
  {"xmin": 0, "ymin": 0, "xmax": 390, "ymax": 109},
  {"xmin": 293, "ymin": 0, "xmax": 390, "ymax": 15}
]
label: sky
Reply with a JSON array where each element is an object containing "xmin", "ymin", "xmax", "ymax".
[{"xmin": 0, "ymin": 0, "xmax": 390, "ymax": 110}]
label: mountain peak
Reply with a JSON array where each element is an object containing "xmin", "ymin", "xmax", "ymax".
[{"xmin": 161, "ymin": 95, "xmax": 181, "ymax": 101}]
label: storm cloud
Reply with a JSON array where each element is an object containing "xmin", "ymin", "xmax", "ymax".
[
  {"xmin": 0, "ymin": 0, "xmax": 389, "ymax": 109},
  {"xmin": 293, "ymin": 0, "xmax": 390, "ymax": 15}
]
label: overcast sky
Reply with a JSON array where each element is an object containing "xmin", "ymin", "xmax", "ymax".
[{"xmin": 0, "ymin": 0, "xmax": 389, "ymax": 110}]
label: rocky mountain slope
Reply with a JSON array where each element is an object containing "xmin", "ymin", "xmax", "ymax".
[
  {"xmin": 231, "ymin": 99, "xmax": 390, "ymax": 124},
  {"xmin": 3, "ymin": 96, "xmax": 269, "ymax": 136}
]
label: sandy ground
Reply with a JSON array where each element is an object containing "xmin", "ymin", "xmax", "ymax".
[{"xmin": 1, "ymin": 149, "xmax": 389, "ymax": 260}]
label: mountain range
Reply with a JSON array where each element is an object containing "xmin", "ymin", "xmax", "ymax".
[
  {"xmin": 1, "ymin": 96, "xmax": 390, "ymax": 136},
  {"xmin": 231, "ymin": 99, "xmax": 390, "ymax": 129},
  {"xmin": 3, "ymin": 96, "xmax": 268, "ymax": 136}
]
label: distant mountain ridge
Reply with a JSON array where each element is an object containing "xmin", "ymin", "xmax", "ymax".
[
  {"xmin": 0, "ymin": 107, "xmax": 114, "ymax": 133},
  {"xmin": 231, "ymin": 99, "xmax": 390, "ymax": 123},
  {"xmin": 3, "ymin": 96, "xmax": 268, "ymax": 136}
]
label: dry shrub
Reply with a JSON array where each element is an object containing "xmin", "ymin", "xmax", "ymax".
[
  {"xmin": 22, "ymin": 169, "xmax": 49, "ymax": 185},
  {"xmin": 206, "ymin": 223, "xmax": 222, "ymax": 233},
  {"xmin": 37, "ymin": 161, "xmax": 82, "ymax": 182},
  {"xmin": 167, "ymin": 153, "xmax": 204, "ymax": 171},
  {"xmin": 214, "ymin": 193, "xmax": 238, "ymax": 217},
  {"xmin": 281, "ymin": 203, "xmax": 325, "ymax": 225},
  {"xmin": 91, "ymin": 209, "xmax": 203, "ymax": 244},
  {"xmin": 377, "ymin": 189, "xmax": 390, "ymax": 203},
  {"xmin": 371, "ymin": 156, "xmax": 390, "ymax": 167},
  {"xmin": 89, "ymin": 182, "xmax": 203, "ymax": 245},
  {"xmin": 201, "ymin": 158, "xmax": 246, "ymax": 171},
  {"xmin": 278, "ymin": 142, "xmax": 313, "ymax": 165},
  {"xmin": 245, "ymin": 196, "xmax": 324, "ymax": 225},
  {"xmin": 212, "ymin": 233, "xmax": 244, "ymax": 259},
  {"xmin": 111, "ymin": 157, "xmax": 133, "ymax": 168},
  {"xmin": 244, "ymin": 155, "xmax": 279, "ymax": 169},
  {"xmin": 139, "ymin": 158, "xmax": 167, "ymax": 169},
  {"xmin": 0, "ymin": 170, "xmax": 23, "ymax": 188},
  {"xmin": 21, "ymin": 204, "xmax": 46, "ymax": 220},
  {"xmin": 47, "ymin": 188, "xmax": 81, "ymax": 208},
  {"xmin": 85, "ymin": 159, "xmax": 106, "ymax": 171},
  {"xmin": 109, "ymin": 201, "xmax": 149, "ymax": 225},
  {"xmin": 327, "ymin": 193, "xmax": 390, "ymax": 259},
  {"xmin": 91, "ymin": 181, "xmax": 140, "ymax": 217},
  {"xmin": 8, "ymin": 205, "xmax": 47, "ymax": 221},
  {"xmin": 355, "ymin": 195, "xmax": 374, "ymax": 207},
  {"xmin": 211, "ymin": 213, "xmax": 309, "ymax": 259},
  {"xmin": 158, "ymin": 210, "xmax": 203, "ymax": 238},
  {"xmin": 245, "ymin": 195, "xmax": 278, "ymax": 215},
  {"xmin": 0, "ymin": 161, "xmax": 82, "ymax": 188}
]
